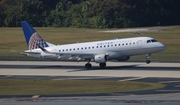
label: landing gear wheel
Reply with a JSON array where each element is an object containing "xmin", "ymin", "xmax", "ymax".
[
  {"xmin": 85, "ymin": 63, "xmax": 92, "ymax": 69},
  {"xmin": 146, "ymin": 60, "xmax": 151, "ymax": 64},
  {"xmin": 99, "ymin": 63, "xmax": 106, "ymax": 68},
  {"xmin": 145, "ymin": 54, "xmax": 151, "ymax": 64}
]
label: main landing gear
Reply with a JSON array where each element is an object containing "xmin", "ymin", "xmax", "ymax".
[
  {"xmin": 85, "ymin": 62, "xmax": 92, "ymax": 69},
  {"xmin": 99, "ymin": 63, "xmax": 106, "ymax": 68},
  {"xmin": 145, "ymin": 54, "xmax": 151, "ymax": 64},
  {"xmin": 85, "ymin": 62, "xmax": 106, "ymax": 69}
]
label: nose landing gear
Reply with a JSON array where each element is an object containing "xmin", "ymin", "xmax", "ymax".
[
  {"xmin": 146, "ymin": 59, "xmax": 151, "ymax": 64},
  {"xmin": 145, "ymin": 54, "xmax": 151, "ymax": 64}
]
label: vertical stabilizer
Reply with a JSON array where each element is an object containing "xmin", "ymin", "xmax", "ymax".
[{"xmin": 20, "ymin": 21, "xmax": 49, "ymax": 50}]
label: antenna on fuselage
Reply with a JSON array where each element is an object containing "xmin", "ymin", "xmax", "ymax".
[{"xmin": 114, "ymin": 37, "xmax": 118, "ymax": 40}]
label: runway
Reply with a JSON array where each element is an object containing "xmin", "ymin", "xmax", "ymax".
[
  {"xmin": 0, "ymin": 61, "xmax": 180, "ymax": 105},
  {"xmin": 0, "ymin": 61, "xmax": 180, "ymax": 78}
]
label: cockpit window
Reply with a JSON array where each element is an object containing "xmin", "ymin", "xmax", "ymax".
[
  {"xmin": 147, "ymin": 40, "xmax": 151, "ymax": 43},
  {"xmin": 151, "ymin": 39, "xmax": 158, "ymax": 42},
  {"xmin": 147, "ymin": 39, "xmax": 158, "ymax": 43}
]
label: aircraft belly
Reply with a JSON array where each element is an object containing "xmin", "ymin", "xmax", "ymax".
[
  {"xmin": 120, "ymin": 47, "xmax": 161, "ymax": 56},
  {"xmin": 108, "ymin": 52, "xmax": 121, "ymax": 59}
]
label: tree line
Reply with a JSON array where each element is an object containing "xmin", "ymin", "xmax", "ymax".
[{"xmin": 0, "ymin": 0, "xmax": 180, "ymax": 28}]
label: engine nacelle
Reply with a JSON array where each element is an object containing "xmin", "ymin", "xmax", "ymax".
[
  {"xmin": 94, "ymin": 54, "xmax": 108, "ymax": 63},
  {"xmin": 116, "ymin": 56, "xmax": 130, "ymax": 61}
]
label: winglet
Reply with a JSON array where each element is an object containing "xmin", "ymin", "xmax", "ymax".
[{"xmin": 20, "ymin": 21, "xmax": 49, "ymax": 50}]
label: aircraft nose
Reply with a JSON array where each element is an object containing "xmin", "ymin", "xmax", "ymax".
[{"xmin": 158, "ymin": 43, "xmax": 166, "ymax": 51}]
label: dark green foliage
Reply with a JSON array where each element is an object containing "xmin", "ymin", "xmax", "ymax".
[
  {"xmin": 3, "ymin": 0, "xmax": 47, "ymax": 27},
  {"xmin": 1, "ymin": 0, "xmax": 180, "ymax": 28}
]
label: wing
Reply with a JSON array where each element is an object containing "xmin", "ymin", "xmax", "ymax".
[{"xmin": 53, "ymin": 52, "xmax": 94, "ymax": 60}]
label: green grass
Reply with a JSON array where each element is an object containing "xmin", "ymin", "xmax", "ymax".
[
  {"xmin": 0, "ymin": 27, "xmax": 180, "ymax": 61},
  {"xmin": 0, "ymin": 79, "xmax": 165, "ymax": 96}
]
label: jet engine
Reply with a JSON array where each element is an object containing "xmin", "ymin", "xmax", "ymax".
[{"xmin": 94, "ymin": 54, "xmax": 108, "ymax": 63}]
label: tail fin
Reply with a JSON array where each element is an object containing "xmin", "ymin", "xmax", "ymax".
[{"xmin": 20, "ymin": 21, "xmax": 49, "ymax": 50}]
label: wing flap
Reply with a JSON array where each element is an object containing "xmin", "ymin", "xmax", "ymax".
[{"xmin": 54, "ymin": 52, "xmax": 94, "ymax": 60}]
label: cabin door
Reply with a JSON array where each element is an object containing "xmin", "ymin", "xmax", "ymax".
[{"xmin": 137, "ymin": 40, "xmax": 142, "ymax": 49}]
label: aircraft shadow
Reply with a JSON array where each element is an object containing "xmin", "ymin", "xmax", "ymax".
[
  {"xmin": 68, "ymin": 65, "xmax": 180, "ymax": 72},
  {"xmin": 0, "ymin": 64, "xmax": 180, "ymax": 72}
]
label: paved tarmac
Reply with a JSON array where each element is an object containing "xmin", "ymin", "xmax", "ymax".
[
  {"xmin": 0, "ymin": 61, "xmax": 180, "ymax": 105},
  {"xmin": 0, "ymin": 61, "xmax": 180, "ymax": 78}
]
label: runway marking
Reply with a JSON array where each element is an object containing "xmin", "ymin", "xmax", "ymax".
[
  {"xmin": 158, "ymin": 81, "xmax": 180, "ymax": 84},
  {"xmin": 52, "ymin": 76, "xmax": 110, "ymax": 80},
  {"xmin": 119, "ymin": 77, "xmax": 146, "ymax": 81},
  {"xmin": 32, "ymin": 95, "xmax": 40, "ymax": 98}
]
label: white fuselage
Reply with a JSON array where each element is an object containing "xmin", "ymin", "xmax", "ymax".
[{"xmin": 25, "ymin": 37, "xmax": 165, "ymax": 62}]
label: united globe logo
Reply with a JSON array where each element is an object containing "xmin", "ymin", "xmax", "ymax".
[{"xmin": 28, "ymin": 32, "xmax": 49, "ymax": 50}]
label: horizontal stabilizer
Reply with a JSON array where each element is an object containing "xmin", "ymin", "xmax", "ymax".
[{"xmin": 20, "ymin": 51, "xmax": 41, "ymax": 56}]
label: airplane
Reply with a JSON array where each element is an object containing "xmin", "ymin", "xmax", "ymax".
[{"xmin": 20, "ymin": 21, "xmax": 166, "ymax": 69}]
